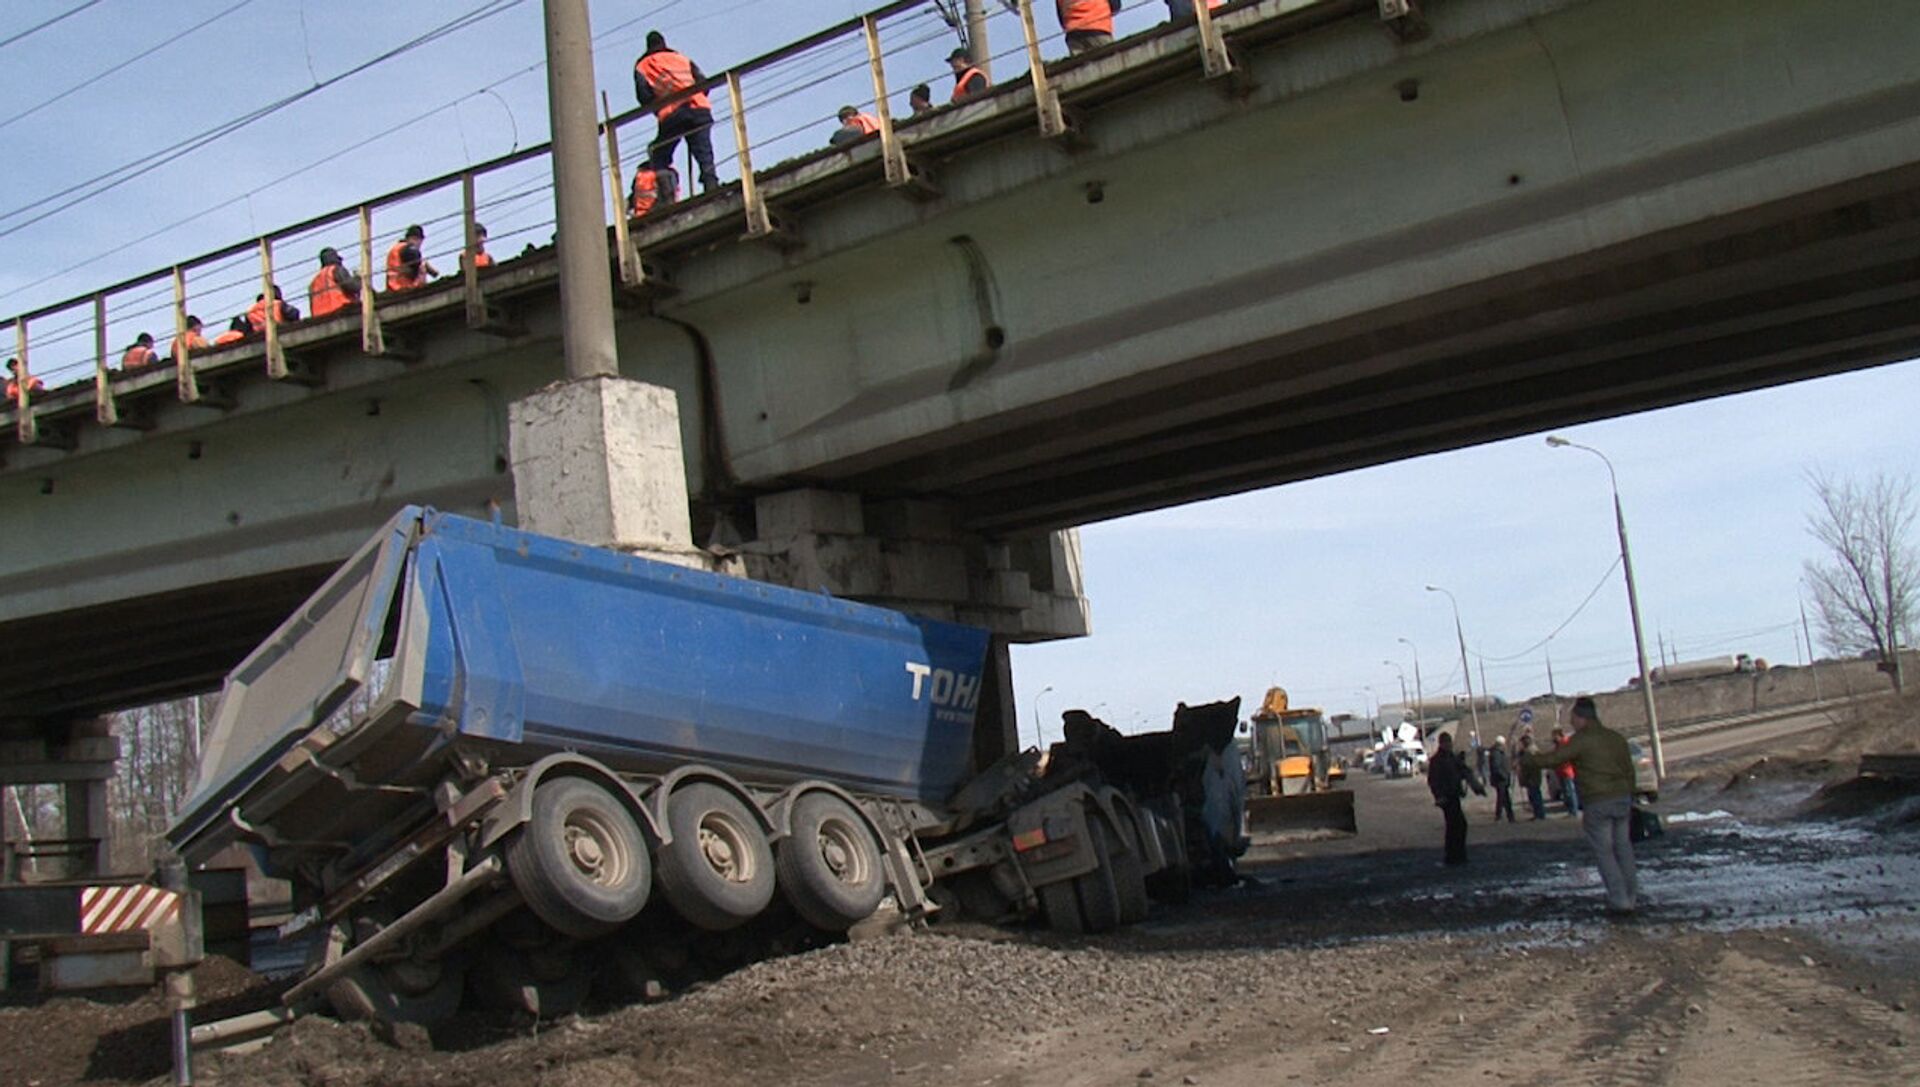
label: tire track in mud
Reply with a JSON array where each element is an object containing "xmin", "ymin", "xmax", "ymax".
[{"xmin": 1659, "ymin": 942, "xmax": 1917, "ymax": 1086}]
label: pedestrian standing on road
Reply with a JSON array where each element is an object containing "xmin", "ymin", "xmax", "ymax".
[
  {"xmin": 1516, "ymin": 733, "xmax": 1547, "ymax": 819},
  {"xmin": 1552, "ymin": 726, "xmax": 1581, "ymax": 815},
  {"xmin": 1523, "ymin": 696, "xmax": 1640, "ymax": 917},
  {"xmin": 1427, "ymin": 732, "xmax": 1483, "ymax": 866},
  {"xmin": 1487, "ymin": 735, "xmax": 1516, "ymax": 823}
]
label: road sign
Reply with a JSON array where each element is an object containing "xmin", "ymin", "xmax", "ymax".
[{"xmin": 1518, "ymin": 707, "xmax": 1535, "ymax": 726}]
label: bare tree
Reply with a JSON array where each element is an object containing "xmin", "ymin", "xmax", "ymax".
[{"xmin": 1803, "ymin": 469, "xmax": 1916, "ymax": 692}]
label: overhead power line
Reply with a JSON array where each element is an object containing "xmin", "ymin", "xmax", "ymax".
[
  {"xmin": 1470, "ymin": 556, "xmax": 1624, "ymax": 664},
  {"xmin": 0, "ymin": 0, "xmax": 529, "ymax": 241},
  {"xmin": 0, "ymin": 0, "xmax": 260, "ymax": 135},
  {"xmin": 0, "ymin": 0, "xmax": 104, "ymax": 52}
]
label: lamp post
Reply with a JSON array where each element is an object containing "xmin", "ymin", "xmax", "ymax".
[
  {"xmin": 1425, "ymin": 585, "xmax": 1481, "ymax": 744},
  {"xmin": 1547, "ymin": 435, "xmax": 1664, "ymax": 781},
  {"xmin": 1397, "ymin": 636, "xmax": 1424, "ymax": 725},
  {"xmin": 1031, "ymin": 685, "xmax": 1055, "ymax": 750},
  {"xmin": 1382, "ymin": 660, "xmax": 1409, "ymax": 721}
]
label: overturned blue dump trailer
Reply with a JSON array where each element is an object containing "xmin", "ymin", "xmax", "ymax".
[{"xmin": 168, "ymin": 507, "xmax": 1187, "ymax": 1026}]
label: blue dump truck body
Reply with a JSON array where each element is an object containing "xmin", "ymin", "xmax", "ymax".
[
  {"xmin": 165, "ymin": 506, "xmax": 1186, "ymax": 1030},
  {"xmin": 168, "ymin": 507, "xmax": 988, "ymax": 861}
]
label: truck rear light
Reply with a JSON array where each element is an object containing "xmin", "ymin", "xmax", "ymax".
[{"xmin": 1011, "ymin": 828, "xmax": 1048, "ymax": 852}]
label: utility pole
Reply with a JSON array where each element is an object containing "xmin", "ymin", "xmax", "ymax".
[
  {"xmin": 543, "ymin": 0, "xmax": 618, "ymax": 380},
  {"xmin": 1801, "ymin": 600, "xmax": 1822, "ymax": 701},
  {"xmin": 1398, "ymin": 637, "xmax": 1423, "ymax": 729},
  {"xmin": 1427, "ymin": 585, "xmax": 1480, "ymax": 745},
  {"xmin": 964, "ymin": 0, "xmax": 992, "ymax": 74},
  {"xmin": 1545, "ymin": 645, "xmax": 1560, "ymax": 725}
]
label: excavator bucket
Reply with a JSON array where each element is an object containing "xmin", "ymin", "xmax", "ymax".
[{"xmin": 1244, "ymin": 789, "xmax": 1358, "ymax": 840}]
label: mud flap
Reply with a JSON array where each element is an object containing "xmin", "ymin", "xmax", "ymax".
[{"xmin": 1244, "ymin": 790, "xmax": 1358, "ymax": 840}]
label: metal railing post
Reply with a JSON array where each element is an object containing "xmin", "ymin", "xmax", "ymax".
[
  {"xmin": 461, "ymin": 173, "xmax": 486, "ymax": 329},
  {"xmin": 862, "ymin": 15, "xmax": 912, "ymax": 189},
  {"xmin": 173, "ymin": 268, "xmax": 202, "ymax": 403},
  {"xmin": 94, "ymin": 294, "xmax": 119, "ymax": 426},
  {"xmin": 258, "ymin": 238, "xmax": 286, "ymax": 379},
  {"xmin": 358, "ymin": 207, "xmax": 385, "ymax": 356},
  {"xmin": 13, "ymin": 319, "xmax": 35, "ymax": 445},
  {"xmin": 726, "ymin": 72, "xmax": 775, "ymax": 238},
  {"xmin": 1015, "ymin": 0, "xmax": 1068, "ymax": 140},
  {"xmin": 602, "ymin": 91, "xmax": 640, "ymax": 287},
  {"xmin": 1193, "ymin": 0, "xmax": 1234, "ymax": 79}
]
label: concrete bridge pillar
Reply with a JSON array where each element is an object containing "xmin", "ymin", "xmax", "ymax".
[
  {"xmin": 0, "ymin": 718, "xmax": 118, "ymax": 881},
  {"xmin": 506, "ymin": 376, "xmax": 707, "ymax": 568},
  {"xmin": 736, "ymin": 488, "xmax": 1090, "ymax": 766}
]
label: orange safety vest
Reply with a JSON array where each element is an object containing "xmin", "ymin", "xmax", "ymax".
[
  {"xmin": 636, "ymin": 50, "xmax": 710, "ymax": 120},
  {"xmin": 171, "ymin": 329, "xmax": 208, "ymax": 358},
  {"xmin": 951, "ymin": 66, "xmax": 987, "ymax": 103},
  {"xmin": 469, "ymin": 249, "xmax": 493, "ymax": 270},
  {"xmin": 1059, "ymin": 0, "xmax": 1113, "ymax": 34},
  {"xmin": 309, "ymin": 264, "xmax": 356, "ymax": 318},
  {"xmin": 212, "ymin": 329, "xmax": 246, "ymax": 346},
  {"xmin": 6, "ymin": 376, "xmax": 42, "ymax": 401},
  {"xmin": 630, "ymin": 167, "xmax": 670, "ymax": 218},
  {"xmin": 846, "ymin": 112, "xmax": 881, "ymax": 136},
  {"xmin": 122, "ymin": 345, "xmax": 157, "ymax": 369},
  {"xmin": 246, "ymin": 299, "xmax": 291, "ymax": 334},
  {"xmin": 386, "ymin": 240, "xmax": 423, "ymax": 292}
]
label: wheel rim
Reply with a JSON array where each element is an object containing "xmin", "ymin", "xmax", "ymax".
[
  {"xmin": 697, "ymin": 811, "xmax": 757, "ymax": 883},
  {"xmin": 563, "ymin": 807, "xmax": 634, "ymax": 889},
  {"xmin": 816, "ymin": 816, "xmax": 870, "ymax": 887}
]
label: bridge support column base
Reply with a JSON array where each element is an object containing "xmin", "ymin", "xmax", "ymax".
[
  {"xmin": 507, "ymin": 376, "xmax": 706, "ymax": 569},
  {"xmin": 736, "ymin": 489, "xmax": 1091, "ymax": 643}
]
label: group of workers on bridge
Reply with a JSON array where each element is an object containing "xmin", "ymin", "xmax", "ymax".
[{"xmin": 10, "ymin": 3, "xmax": 1230, "ymax": 409}]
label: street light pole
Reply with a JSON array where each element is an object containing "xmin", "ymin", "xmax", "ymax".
[
  {"xmin": 1398, "ymin": 636, "xmax": 1423, "ymax": 725},
  {"xmin": 1426, "ymin": 585, "xmax": 1480, "ymax": 744},
  {"xmin": 1031, "ymin": 685, "xmax": 1056, "ymax": 750},
  {"xmin": 1382, "ymin": 660, "xmax": 1409, "ymax": 720},
  {"xmin": 1547, "ymin": 436, "xmax": 1664, "ymax": 781}
]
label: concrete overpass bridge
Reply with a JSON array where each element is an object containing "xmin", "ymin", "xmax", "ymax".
[{"xmin": 5, "ymin": 0, "xmax": 1919, "ymax": 777}]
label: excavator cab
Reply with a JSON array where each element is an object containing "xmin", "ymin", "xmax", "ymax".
[{"xmin": 1241, "ymin": 687, "xmax": 1358, "ymax": 840}]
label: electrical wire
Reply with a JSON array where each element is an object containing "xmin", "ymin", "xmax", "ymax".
[
  {"xmin": 1468, "ymin": 557, "xmax": 1624, "ymax": 664},
  {"xmin": 0, "ymin": 0, "xmax": 529, "ymax": 240},
  {"xmin": 0, "ymin": 0, "xmax": 105, "ymax": 52},
  {"xmin": 0, "ymin": 0, "xmax": 261, "ymax": 135}
]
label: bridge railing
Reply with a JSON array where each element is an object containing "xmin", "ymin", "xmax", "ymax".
[{"xmin": 4, "ymin": 0, "xmax": 1275, "ymax": 448}]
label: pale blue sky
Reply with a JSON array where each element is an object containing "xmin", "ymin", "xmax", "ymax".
[{"xmin": 2, "ymin": 3, "xmax": 1913, "ymax": 741}]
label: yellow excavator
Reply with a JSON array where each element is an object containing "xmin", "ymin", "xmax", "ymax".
[{"xmin": 1241, "ymin": 687, "xmax": 1358, "ymax": 839}]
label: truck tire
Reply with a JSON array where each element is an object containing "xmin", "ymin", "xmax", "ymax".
[
  {"xmin": 776, "ymin": 791, "xmax": 887, "ymax": 931},
  {"xmin": 1038, "ymin": 876, "xmax": 1084, "ymax": 935},
  {"xmin": 327, "ymin": 957, "xmax": 465, "ymax": 1026},
  {"xmin": 505, "ymin": 777, "xmax": 651, "ymax": 939},
  {"xmin": 656, "ymin": 781, "xmax": 776, "ymax": 931},
  {"xmin": 1107, "ymin": 813, "xmax": 1151, "ymax": 925},
  {"xmin": 470, "ymin": 944, "xmax": 590, "ymax": 1019},
  {"xmin": 1073, "ymin": 814, "xmax": 1123, "ymax": 934},
  {"xmin": 1144, "ymin": 817, "xmax": 1192, "ymax": 906}
]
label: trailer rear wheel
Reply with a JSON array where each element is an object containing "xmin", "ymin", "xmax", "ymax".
[
  {"xmin": 656, "ymin": 782, "xmax": 776, "ymax": 931},
  {"xmin": 1108, "ymin": 813, "xmax": 1152, "ymax": 925},
  {"xmin": 470, "ymin": 944, "xmax": 590, "ymax": 1019},
  {"xmin": 776, "ymin": 792, "xmax": 887, "ymax": 931},
  {"xmin": 327, "ymin": 956, "xmax": 465, "ymax": 1026},
  {"xmin": 1144, "ymin": 814, "xmax": 1192, "ymax": 905},
  {"xmin": 1073, "ymin": 814, "xmax": 1123, "ymax": 934},
  {"xmin": 506, "ymin": 777, "xmax": 651, "ymax": 939},
  {"xmin": 1038, "ymin": 877, "xmax": 1084, "ymax": 935}
]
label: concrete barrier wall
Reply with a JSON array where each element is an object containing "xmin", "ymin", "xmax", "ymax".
[{"xmin": 1483, "ymin": 651, "xmax": 1917, "ymax": 737}]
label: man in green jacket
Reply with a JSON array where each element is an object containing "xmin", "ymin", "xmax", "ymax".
[{"xmin": 1525, "ymin": 697, "xmax": 1640, "ymax": 916}]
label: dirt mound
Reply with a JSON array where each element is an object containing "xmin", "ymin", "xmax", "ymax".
[
  {"xmin": 1815, "ymin": 689, "xmax": 1920, "ymax": 761},
  {"xmin": 0, "ymin": 955, "xmax": 276, "ymax": 1087}
]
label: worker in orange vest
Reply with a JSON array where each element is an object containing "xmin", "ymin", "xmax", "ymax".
[
  {"xmin": 171, "ymin": 315, "xmax": 208, "ymax": 360},
  {"xmin": 460, "ymin": 223, "xmax": 495, "ymax": 274},
  {"xmin": 5, "ymin": 357, "xmax": 43, "ymax": 403},
  {"xmin": 1166, "ymin": 0, "xmax": 1225, "ymax": 24},
  {"xmin": 1059, "ymin": 0, "xmax": 1120, "ymax": 54},
  {"xmin": 246, "ymin": 286, "xmax": 300, "ymax": 334},
  {"xmin": 947, "ymin": 48, "xmax": 989, "ymax": 103},
  {"xmin": 629, "ymin": 162, "xmax": 679, "ymax": 220},
  {"xmin": 121, "ymin": 333, "xmax": 160, "ymax": 371},
  {"xmin": 211, "ymin": 317, "xmax": 248, "ymax": 347},
  {"xmin": 385, "ymin": 225, "xmax": 439, "ymax": 293},
  {"xmin": 308, "ymin": 247, "xmax": 362, "ymax": 320},
  {"xmin": 829, "ymin": 105, "xmax": 881, "ymax": 148},
  {"xmin": 634, "ymin": 31, "xmax": 719, "ymax": 194}
]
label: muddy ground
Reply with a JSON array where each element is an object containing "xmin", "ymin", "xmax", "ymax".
[{"xmin": 5, "ymin": 698, "xmax": 1918, "ymax": 1087}]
